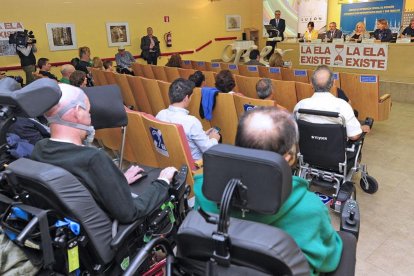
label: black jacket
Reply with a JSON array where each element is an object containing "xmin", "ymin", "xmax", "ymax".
[
  {"xmin": 140, "ymin": 35, "xmax": 161, "ymax": 61},
  {"xmin": 373, "ymin": 29, "xmax": 392, "ymax": 42},
  {"xmin": 269, "ymin": 18, "xmax": 286, "ymax": 40}
]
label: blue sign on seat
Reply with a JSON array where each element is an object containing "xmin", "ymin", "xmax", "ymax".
[
  {"xmin": 269, "ymin": 67, "xmax": 281, "ymax": 74},
  {"xmin": 211, "ymin": 63, "xmax": 220, "ymax": 68},
  {"xmin": 243, "ymin": 104, "xmax": 257, "ymax": 112},
  {"xmin": 183, "ymin": 60, "xmax": 191, "ymax": 65},
  {"xmin": 360, "ymin": 75, "xmax": 377, "ymax": 83},
  {"xmin": 150, "ymin": 127, "xmax": 169, "ymax": 157},
  {"xmin": 294, "ymin": 70, "xmax": 307, "ymax": 77},
  {"xmin": 333, "ymin": 72, "xmax": 339, "ymax": 80},
  {"xmin": 197, "ymin": 61, "xmax": 205, "ymax": 66},
  {"xmin": 229, "ymin": 64, "xmax": 238, "ymax": 70},
  {"xmin": 247, "ymin": 66, "xmax": 258, "ymax": 72}
]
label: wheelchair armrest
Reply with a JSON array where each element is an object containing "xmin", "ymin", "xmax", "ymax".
[
  {"xmin": 325, "ymin": 231, "xmax": 356, "ymax": 276},
  {"xmin": 110, "ymin": 219, "xmax": 143, "ymax": 251},
  {"xmin": 340, "ymin": 199, "xmax": 360, "ymax": 240}
]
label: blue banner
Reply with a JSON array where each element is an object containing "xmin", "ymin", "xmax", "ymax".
[{"xmin": 340, "ymin": 0, "xmax": 404, "ymax": 34}]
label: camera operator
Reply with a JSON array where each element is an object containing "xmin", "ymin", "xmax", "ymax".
[{"xmin": 16, "ymin": 39, "xmax": 37, "ymax": 85}]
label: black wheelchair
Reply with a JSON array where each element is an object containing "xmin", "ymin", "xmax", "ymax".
[
  {"xmin": 295, "ymin": 109, "xmax": 378, "ymax": 212},
  {"xmin": 0, "ymin": 78, "xmax": 190, "ymax": 275},
  {"xmin": 125, "ymin": 144, "xmax": 360, "ymax": 276}
]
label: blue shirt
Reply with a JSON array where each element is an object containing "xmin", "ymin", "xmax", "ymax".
[{"xmin": 115, "ymin": 51, "xmax": 135, "ymax": 68}]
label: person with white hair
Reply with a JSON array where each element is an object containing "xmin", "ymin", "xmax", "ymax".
[{"xmin": 59, "ymin": 64, "xmax": 75, "ymax": 84}]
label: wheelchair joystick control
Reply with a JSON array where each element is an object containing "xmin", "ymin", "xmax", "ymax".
[
  {"xmin": 346, "ymin": 211, "xmax": 356, "ymax": 226},
  {"xmin": 340, "ymin": 199, "xmax": 360, "ymax": 240}
]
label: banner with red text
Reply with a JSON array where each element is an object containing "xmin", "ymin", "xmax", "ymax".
[
  {"xmin": 299, "ymin": 43, "xmax": 388, "ymax": 71},
  {"xmin": 0, "ymin": 22, "xmax": 24, "ymax": 56}
]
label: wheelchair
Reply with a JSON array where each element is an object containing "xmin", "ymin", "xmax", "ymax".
[
  {"xmin": 0, "ymin": 78, "xmax": 191, "ymax": 275},
  {"xmin": 294, "ymin": 108, "xmax": 378, "ymax": 212},
  {"xmin": 125, "ymin": 144, "xmax": 360, "ymax": 276}
]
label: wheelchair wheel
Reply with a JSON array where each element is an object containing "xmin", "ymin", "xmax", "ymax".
[{"xmin": 360, "ymin": 175, "xmax": 378, "ymax": 194}]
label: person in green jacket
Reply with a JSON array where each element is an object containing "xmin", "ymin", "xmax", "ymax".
[
  {"xmin": 59, "ymin": 64, "xmax": 75, "ymax": 84},
  {"xmin": 194, "ymin": 106, "xmax": 343, "ymax": 276}
]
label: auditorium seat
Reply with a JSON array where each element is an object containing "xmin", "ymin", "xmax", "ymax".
[
  {"xmin": 178, "ymin": 68, "xmax": 196, "ymax": 80},
  {"xmin": 131, "ymin": 63, "xmax": 144, "ymax": 77},
  {"xmin": 295, "ymin": 81, "xmax": 314, "ymax": 101},
  {"xmin": 103, "ymin": 71, "xmax": 117, "ymax": 85},
  {"xmin": 90, "ymin": 68, "xmax": 108, "ymax": 86},
  {"xmin": 95, "ymin": 127, "xmax": 135, "ymax": 164},
  {"xmin": 234, "ymin": 75, "xmax": 260, "ymax": 99},
  {"xmin": 187, "ymin": 88, "xmax": 212, "ymax": 130},
  {"xmin": 141, "ymin": 64, "xmax": 156, "ymax": 79},
  {"xmin": 270, "ymin": 80, "xmax": 298, "ymax": 112},
  {"xmin": 210, "ymin": 93, "xmax": 238, "ymax": 145},
  {"xmin": 151, "ymin": 65, "xmax": 168, "ymax": 82},
  {"xmin": 340, "ymin": 72, "xmax": 391, "ymax": 121},
  {"xmin": 114, "ymin": 73, "xmax": 137, "ymax": 109},
  {"xmin": 205, "ymin": 61, "xmax": 222, "ymax": 72},
  {"xmin": 181, "ymin": 60, "xmax": 193, "ymax": 69},
  {"xmin": 258, "ymin": 66, "xmax": 283, "ymax": 80},
  {"xmin": 333, "ymin": 72, "xmax": 341, "ymax": 88},
  {"xmin": 164, "ymin": 66, "xmax": 181, "ymax": 83},
  {"xmin": 233, "ymin": 94, "xmax": 275, "ymax": 120},
  {"xmin": 238, "ymin": 65, "xmax": 260, "ymax": 77},
  {"xmin": 192, "ymin": 61, "xmax": 208, "ymax": 71},
  {"xmin": 157, "ymin": 80, "xmax": 171, "ymax": 107},
  {"xmin": 221, "ymin": 63, "xmax": 240, "ymax": 75},
  {"xmin": 281, "ymin": 68, "xmax": 310, "ymax": 83},
  {"xmin": 126, "ymin": 75, "xmax": 153, "ymax": 114},
  {"xmin": 203, "ymin": 71, "xmax": 217, "ymax": 87},
  {"xmin": 140, "ymin": 77, "xmax": 167, "ymax": 116}
]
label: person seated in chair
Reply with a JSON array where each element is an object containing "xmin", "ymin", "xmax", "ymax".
[
  {"xmin": 31, "ymin": 84, "xmax": 177, "ymax": 224},
  {"xmin": 115, "ymin": 46, "xmax": 135, "ymax": 75},
  {"xmin": 244, "ymin": 49, "xmax": 265, "ymax": 66},
  {"xmin": 256, "ymin": 78, "xmax": 273, "ymax": 100},
  {"xmin": 156, "ymin": 78, "xmax": 220, "ymax": 161},
  {"xmin": 373, "ymin": 19, "xmax": 392, "ymax": 42},
  {"xmin": 37, "ymin": 58, "xmax": 58, "ymax": 81},
  {"xmin": 194, "ymin": 107, "xmax": 343, "ymax": 275},
  {"xmin": 325, "ymin": 22, "xmax": 342, "ymax": 41},
  {"xmin": 188, "ymin": 71, "xmax": 205, "ymax": 87},
  {"xmin": 215, "ymin": 70, "xmax": 236, "ymax": 94},
  {"xmin": 59, "ymin": 64, "xmax": 75, "ymax": 84}
]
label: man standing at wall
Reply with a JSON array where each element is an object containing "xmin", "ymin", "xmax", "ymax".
[{"xmin": 140, "ymin": 27, "xmax": 161, "ymax": 65}]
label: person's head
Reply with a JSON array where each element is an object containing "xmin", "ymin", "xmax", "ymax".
[
  {"xmin": 249, "ymin": 49, "xmax": 260, "ymax": 61},
  {"xmin": 166, "ymin": 53, "xmax": 182, "ymax": 68},
  {"xmin": 329, "ymin": 22, "xmax": 337, "ymax": 31},
  {"xmin": 168, "ymin": 78, "xmax": 195, "ymax": 107},
  {"xmin": 274, "ymin": 10, "xmax": 281, "ymax": 19},
  {"xmin": 377, "ymin": 19, "xmax": 388, "ymax": 30},
  {"xmin": 60, "ymin": 64, "xmax": 75, "ymax": 79},
  {"xmin": 45, "ymin": 84, "xmax": 93, "ymax": 145},
  {"xmin": 79, "ymin": 46, "xmax": 91, "ymax": 60},
  {"xmin": 410, "ymin": 18, "xmax": 414, "ymax": 29},
  {"xmin": 269, "ymin": 50, "xmax": 284, "ymax": 67},
  {"xmin": 215, "ymin": 70, "xmax": 235, "ymax": 93},
  {"xmin": 69, "ymin": 70, "xmax": 87, "ymax": 88},
  {"xmin": 92, "ymin": 57, "xmax": 103, "ymax": 69},
  {"xmin": 188, "ymin": 71, "xmax": 205, "ymax": 87},
  {"xmin": 307, "ymin": 21, "xmax": 315, "ymax": 32},
  {"xmin": 355, "ymin": 22, "xmax": 366, "ymax": 33},
  {"xmin": 147, "ymin": 27, "xmax": 153, "ymax": 36},
  {"xmin": 70, "ymin": 57, "xmax": 80, "ymax": 68},
  {"xmin": 256, "ymin": 78, "xmax": 273, "ymax": 100},
  {"xmin": 37, "ymin": 58, "xmax": 51, "ymax": 71},
  {"xmin": 311, "ymin": 65, "xmax": 334, "ymax": 92},
  {"xmin": 103, "ymin": 60, "xmax": 113, "ymax": 71},
  {"xmin": 117, "ymin": 46, "xmax": 126, "ymax": 56},
  {"xmin": 235, "ymin": 107, "xmax": 299, "ymax": 167}
]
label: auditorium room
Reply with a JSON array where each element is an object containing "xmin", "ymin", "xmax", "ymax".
[{"xmin": 0, "ymin": 0, "xmax": 413, "ymax": 275}]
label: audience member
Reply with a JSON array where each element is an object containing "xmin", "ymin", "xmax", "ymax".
[
  {"xmin": 188, "ymin": 71, "xmax": 205, "ymax": 87},
  {"xmin": 194, "ymin": 106, "xmax": 343, "ymax": 275},
  {"xmin": 401, "ymin": 18, "xmax": 414, "ymax": 38},
  {"xmin": 92, "ymin": 57, "xmax": 103, "ymax": 69},
  {"xmin": 256, "ymin": 78, "xmax": 273, "ymax": 100},
  {"xmin": 303, "ymin": 21, "xmax": 318, "ymax": 41},
  {"xmin": 215, "ymin": 70, "xmax": 236, "ymax": 93},
  {"xmin": 37, "ymin": 58, "xmax": 58, "ymax": 80},
  {"xmin": 325, "ymin": 22, "xmax": 342, "ymax": 40},
  {"xmin": 31, "ymin": 84, "xmax": 177, "ymax": 223},
  {"xmin": 69, "ymin": 70, "xmax": 87, "ymax": 88},
  {"xmin": 244, "ymin": 49, "xmax": 265, "ymax": 66},
  {"xmin": 268, "ymin": 50, "xmax": 285, "ymax": 67},
  {"xmin": 115, "ymin": 46, "xmax": 135, "ymax": 74},
  {"xmin": 156, "ymin": 78, "xmax": 220, "ymax": 160},
  {"xmin": 70, "ymin": 57, "xmax": 80, "ymax": 68},
  {"xmin": 140, "ymin": 27, "xmax": 161, "ymax": 65},
  {"xmin": 76, "ymin": 46, "xmax": 91, "ymax": 74},
  {"xmin": 349, "ymin": 22, "xmax": 370, "ymax": 41},
  {"xmin": 165, "ymin": 53, "xmax": 182, "ymax": 68},
  {"xmin": 103, "ymin": 60, "xmax": 114, "ymax": 72},
  {"xmin": 373, "ymin": 19, "xmax": 392, "ymax": 42},
  {"xmin": 59, "ymin": 64, "xmax": 75, "ymax": 84}
]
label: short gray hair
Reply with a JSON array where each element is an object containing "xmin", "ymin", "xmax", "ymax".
[
  {"xmin": 311, "ymin": 65, "xmax": 334, "ymax": 92},
  {"xmin": 256, "ymin": 78, "xmax": 272, "ymax": 99}
]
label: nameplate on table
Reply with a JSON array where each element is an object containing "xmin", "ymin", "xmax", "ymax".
[
  {"xmin": 332, "ymin": 38, "xmax": 343, "ymax": 44},
  {"xmin": 396, "ymin": 38, "xmax": 411, "ymax": 44},
  {"xmin": 211, "ymin": 63, "xmax": 220, "ymax": 68},
  {"xmin": 360, "ymin": 75, "xmax": 377, "ymax": 83},
  {"xmin": 269, "ymin": 67, "xmax": 281, "ymax": 73},
  {"xmin": 247, "ymin": 66, "xmax": 258, "ymax": 72},
  {"xmin": 228, "ymin": 64, "xmax": 238, "ymax": 70},
  {"xmin": 294, "ymin": 69, "xmax": 307, "ymax": 77},
  {"xmin": 310, "ymin": 39, "xmax": 322, "ymax": 43}
]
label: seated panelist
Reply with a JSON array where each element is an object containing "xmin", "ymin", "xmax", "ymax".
[
  {"xmin": 194, "ymin": 107, "xmax": 343, "ymax": 275},
  {"xmin": 400, "ymin": 18, "xmax": 414, "ymax": 38},
  {"xmin": 349, "ymin": 21, "xmax": 371, "ymax": 41},
  {"xmin": 31, "ymin": 84, "xmax": 177, "ymax": 224},
  {"xmin": 303, "ymin": 21, "xmax": 319, "ymax": 41},
  {"xmin": 373, "ymin": 19, "xmax": 392, "ymax": 42},
  {"xmin": 325, "ymin": 22, "xmax": 343, "ymax": 40}
]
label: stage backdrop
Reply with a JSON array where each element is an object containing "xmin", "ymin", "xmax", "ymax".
[
  {"xmin": 263, "ymin": 0, "xmax": 299, "ymax": 37},
  {"xmin": 340, "ymin": 0, "xmax": 404, "ymax": 34},
  {"xmin": 297, "ymin": 0, "xmax": 328, "ymax": 34}
]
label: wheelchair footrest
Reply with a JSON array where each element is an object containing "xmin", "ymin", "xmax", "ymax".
[{"xmin": 310, "ymin": 178, "xmax": 334, "ymax": 189}]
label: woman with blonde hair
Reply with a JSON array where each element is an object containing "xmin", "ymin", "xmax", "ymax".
[
  {"xmin": 268, "ymin": 50, "xmax": 284, "ymax": 67},
  {"xmin": 349, "ymin": 22, "xmax": 371, "ymax": 41},
  {"xmin": 92, "ymin": 57, "xmax": 103, "ymax": 70}
]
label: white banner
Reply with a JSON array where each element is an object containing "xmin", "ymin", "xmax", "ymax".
[
  {"xmin": 299, "ymin": 43, "xmax": 388, "ymax": 70},
  {"xmin": 297, "ymin": 0, "xmax": 328, "ymax": 34},
  {"xmin": 0, "ymin": 22, "xmax": 24, "ymax": 56}
]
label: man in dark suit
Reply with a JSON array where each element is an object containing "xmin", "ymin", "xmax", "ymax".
[
  {"xmin": 140, "ymin": 27, "xmax": 161, "ymax": 65},
  {"xmin": 325, "ymin": 22, "xmax": 343, "ymax": 41},
  {"xmin": 267, "ymin": 10, "xmax": 286, "ymax": 59}
]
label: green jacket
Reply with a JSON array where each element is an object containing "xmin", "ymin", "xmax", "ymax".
[{"xmin": 193, "ymin": 174, "xmax": 343, "ymax": 275}]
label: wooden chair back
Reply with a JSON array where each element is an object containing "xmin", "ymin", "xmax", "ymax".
[
  {"xmin": 192, "ymin": 61, "xmax": 208, "ymax": 71},
  {"xmin": 114, "ymin": 73, "xmax": 137, "ymax": 109},
  {"xmin": 178, "ymin": 68, "xmax": 196, "ymax": 80},
  {"xmin": 103, "ymin": 71, "xmax": 117, "ymax": 85},
  {"xmin": 258, "ymin": 66, "xmax": 282, "ymax": 80},
  {"xmin": 271, "ymin": 80, "xmax": 298, "ymax": 112},
  {"xmin": 233, "ymin": 94, "xmax": 275, "ymax": 120},
  {"xmin": 221, "ymin": 63, "xmax": 239, "ymax": 75},
  {"xmin": 164, "ymin": 66, "xmax": 181, "ymax": 83},
  {"xmin": 126, "ymin": 75, "xmax": 153, "ymax": 114},
  {"xmin": 210, "ymin": 93, "xmax": 238, "ymax": 145},
  {"xmin": 206, "ymin": 61, "xmax": 222, "ymax": 72},
  {"xmin": 281, "ymin": 68, "xmax": 309, "ymax": 83},
  {"xmin": 142, "ymin": 64, "xmax": 155, "ymax": 79},
  {"xmin": 181, "ymin": 60, "xmax": 193, "ymax": 69},
  {"xmin": 187, "ymin": 88, "xmax": 212, "ymax": 130},
  {"xmin": 295, "ymin": 81, "xmax": 314, "ymax": 101},
  {"xmin": 131, "ymin": 63, "xmax": 144, "ymax": 77},
  {"xmin": 157, "ymin": 80, "xmax": 171, "ymax": 107},
  {"xmin": 151, "ymin": 65, "xmax": 168, "ymax": 82},
  {"xmin": 203, "ymin": 71, "xmax": 216, "ymax": 87},
  {"xmin": 238, "ymin": 65, "xmax": 260, "ymax": 77},
  {"xmin": 140, "ymin": 77, "xmax": 167, "ymax": 116},
  {"xmin": 234, "ymin": 75, "xmax": 260, "ymax": 99}
]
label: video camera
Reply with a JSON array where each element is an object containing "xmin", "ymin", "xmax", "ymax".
[{"xmin": 8, "ymin": 30, "xmax": 36, "ymax": 47}]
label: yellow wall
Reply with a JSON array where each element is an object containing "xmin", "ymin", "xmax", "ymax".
[
  {"xmin": 328, "ymin": 0, "xmax": 342, "ymax": 26},
  {"xmin": 0, "ymin": 0, "xmax": 262, "ymax": 79}
]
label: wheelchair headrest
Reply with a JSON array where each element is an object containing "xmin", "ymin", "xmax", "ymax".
[
  {"xmin": 82, "ymin": 85, "xmax": 127, "ymax": 129},
  {"xmin": 203, "ymin": 144, "xmax": 292, "ymax": 215},
  {"xmin": 0, "ymin": 77, "xmax": 21, "ymax": 92},
  {"xmin": 0, "ymin": 78, "xmax": 61, "ymax": 118}
]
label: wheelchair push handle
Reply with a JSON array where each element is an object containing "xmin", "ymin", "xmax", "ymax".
[
  {"xmin": 297, "ymin": 108, "xmax": 341, "ymax": 118},
  {"xmin": 16, "ymin": 216, "xmax": 38, "ymax": 245}
]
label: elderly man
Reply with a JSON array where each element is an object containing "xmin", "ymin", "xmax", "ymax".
[
  {"xmin": 325, "ymin": 22, "xmax": 343, "ymax": 40},
  {"xmin": 140, "ymin": 27, "xmax": 161, "ymax": 65},
  {"xmin": 59, "ymin": 64, "xmax": 75, "ymax": 84},
  {"xmin": 115, "ymin": 46, "xmax": 135, "ymax": 75},
  {"xmin": 31, "ymin": 84, "xmax": 176, "ymax": 223},
  {"xmin": 156, "ymin": 78, "xmax": 220, "ymax": 161},
  {"xmin": 194, "ymin": 107, "xmax": 343, "ymax": 275},
  {"xmin": 256, "ymin": 78, "xmax": 273, "ymax": 100}
]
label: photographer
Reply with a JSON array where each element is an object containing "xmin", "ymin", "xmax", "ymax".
[{"xmin": 16, "ymin": 40, "xmax": 37, "ymax": 85}]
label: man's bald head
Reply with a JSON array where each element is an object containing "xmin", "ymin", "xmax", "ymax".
[
  {"xmin": 235, "ymin": 107, "xmax": 298, "ymax": 157},
  {"xmin": 311, "ymin": 65, "xmax": 334, "ymax": 92},
  {"xmin": 60, "ymin": 64, "xmax": 76, "ymax": 79}
]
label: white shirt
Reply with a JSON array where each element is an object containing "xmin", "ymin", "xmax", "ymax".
[
  {"xmin": 294, "ymin": 92, "xmax": 362, "ymax": 138},
  {"xmin": 156, "ymin": 106, "xmax": 218, "ymax": 160}
]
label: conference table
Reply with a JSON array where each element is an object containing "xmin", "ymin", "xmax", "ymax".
[{"xmin": 277, "ymin": 41, "xmax": 414, "ymax": 83}]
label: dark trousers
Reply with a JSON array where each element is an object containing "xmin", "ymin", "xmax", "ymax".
[
  {"xmin": 22, "ymin": 65, "xmax": 36, "ymax": 85},
  {"xmin": 266, "ymin": 41, "xmax": 277, "ymax": 60},
  {"xmin": 147, "ymin": 52, "xmax": 158, "ymax": 65}
]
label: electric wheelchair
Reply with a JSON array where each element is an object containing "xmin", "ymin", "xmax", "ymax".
[
  {"xmin": 125, "ymin": 144, "xmax": 360, "ymax": 275},
  {"xmin": 295, "ymin": 109, "xmax": 378, "ymax": 212},
  {"xmin": 0, "ymin": 78, "xmax": 190, "ymax": 275}
]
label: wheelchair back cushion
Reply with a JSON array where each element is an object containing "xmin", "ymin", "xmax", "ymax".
[
  {"xmin": 177, "ymin": 210, "xmax": 310, "ymax": 275},
  {"xmin": 203, "ymin": 144, "xmax": 292, "ymax": 215},
  {"xmin": 7, "ymin": 158, "xmax": 115, "ymax": 264},
  {"xmin": 297, "ymin": 119, "xmax": 347, "ymax": 171}
]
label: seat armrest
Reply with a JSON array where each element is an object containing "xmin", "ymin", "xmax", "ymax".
[
  {"xmin": 379, "ymin": 94, "xmax": 390, "ymax": 103},
  {"xmin": 110, "ymin": 219, "xmax": 143, "ymax": 250}
]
